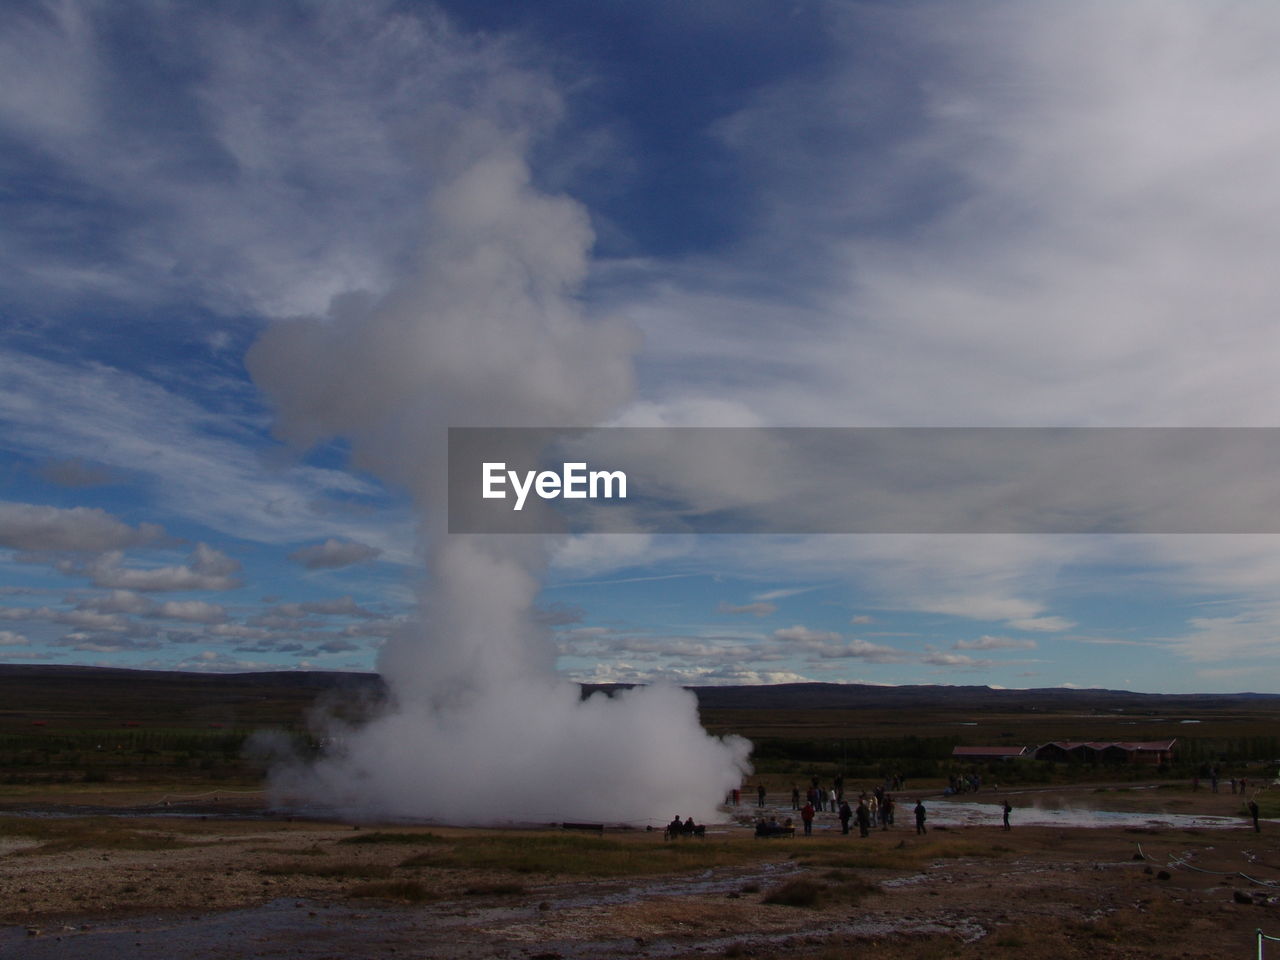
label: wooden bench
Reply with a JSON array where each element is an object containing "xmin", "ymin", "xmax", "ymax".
[{"xmin": 664, "ymin": 824, "xmax": 706, "ymax": 840}]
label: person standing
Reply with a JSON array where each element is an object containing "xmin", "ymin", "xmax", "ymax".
[
  {"xmin": 914, "ymin": 800, "xmax": 927, "ymax": 835},
  {"xmin": 1002, "ymin": 799, "xmax": 1012, "ymax": 831},
  {"xmin": 1249, "ymin": 798, "xmax": 1262, "ymax": 833},
  {"xmin": 757, "ymin": 783, "xmax": 767, "ymax": 808},
  {"xmin": 838, "ymin": 799, "xmax": 852, "ymax": 835},
  {"xmin": 856, "ymin": 799, "xmax": 871, "ymax": 838},
  {"xmin": 801, "ymin": 800, "xmax": 815, "ymax": 836},
  {"xmin": 791, "ymin": 784, "xmax": 800, "ymax": 810}
]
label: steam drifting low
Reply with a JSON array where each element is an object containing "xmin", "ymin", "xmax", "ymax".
[{"xmin": 248, "ymin": 127, "xmax": 751, "ymax": 824}]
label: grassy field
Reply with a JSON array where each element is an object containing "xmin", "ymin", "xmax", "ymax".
[{"xmin": 2, "ymin": 665, "xmax": 1280, "ymax": 791}]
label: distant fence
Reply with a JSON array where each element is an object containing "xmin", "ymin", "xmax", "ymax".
[{"xmin": 1258, "ymin": 928, "xmax": 1280, "ymax": 959}]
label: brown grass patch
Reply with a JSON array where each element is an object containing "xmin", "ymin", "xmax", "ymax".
[
  {"xmin": 463, "ymin": 881, "xmax": 528, "ymax": 896},
  {"xmin": 347, "ymin": 880, "xmax": 436, "ymax": 902},
  {"xmin": 259, "ymin": 860, "xmax": 392, "ymax": 879},
  {"xmin": 338, "ymin": 830, "xmax": 444, "ymax": 845}
]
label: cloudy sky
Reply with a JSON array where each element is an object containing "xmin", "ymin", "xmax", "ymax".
[{"xmin": 4, "ymin": 0, "xmax": 1280, "ymax": 692}]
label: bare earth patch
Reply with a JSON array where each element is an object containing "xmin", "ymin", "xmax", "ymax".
[{"xmin": 2, "ymin": 783, "xmax": 1279, "ymax": 958}]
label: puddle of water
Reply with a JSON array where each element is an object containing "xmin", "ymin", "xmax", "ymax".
[
  {"xmin": 742, "ymin": 798, "xmax": 1251, "ymax": 832},
  {"xmin": 930, "ymin": 799, "xmax": 1245, "ymax": 830}
]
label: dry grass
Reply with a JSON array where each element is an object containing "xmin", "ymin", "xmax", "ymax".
[
  {"xmin": 398, "ymin": 833, "xmax": 784, "ymax": 877},
  {"xmin": 338, "ymin": 830, "xmax": 444, "ymax": 845},
  {"xmin": 790, "ymin": 833, "xmax": 1013, "ymax": 871},
  {"xmin": 259, "ymin": 860, "xmax": 393, "ymax": 879},
  {"xmin": 762, "ymin": 873, "xmax": 879, "ymax": 909},
  {"xmin": 347, "ymin": 880, "xmax": 436, "ymax": 902},
  {"xmin": 463, "ymin": 881, "xmax": 527, "ymax": 896},
  {"xmin": 0, "ymin": 815, "xmax": 195, "ymax": 854}
]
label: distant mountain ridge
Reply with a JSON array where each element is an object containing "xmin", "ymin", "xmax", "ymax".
[{"xmin": 2, "ymin": 663, "xmax": 1275, "ymax": 714}]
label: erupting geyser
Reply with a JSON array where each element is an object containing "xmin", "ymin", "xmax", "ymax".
[{"xmin": 247, "ymin": 136, "xmax": 751, "ymax": 824}]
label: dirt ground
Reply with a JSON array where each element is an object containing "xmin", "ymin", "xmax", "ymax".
[{"xmin": 2, "ymin": 781, "xmax": 1279, "ymax": 959}]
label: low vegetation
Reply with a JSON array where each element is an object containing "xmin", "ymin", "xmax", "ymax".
[
  {"xmin": 790, "ymin": 834, "xmax": 1013, "ymax": 872},
  {"xmin": 338, "ymin": 830, "xmax": 444, "ymax": 845},
  {"xmin": 259, "ymin": 861, "xmax": 394, "ymax": 879},
  {"xmin": 762, "ymin": 873, "xmax": 879, "ymax": 908},
  {"xmin": 398, "ymin": 834, "xmax": 783, "ymax": 877},
  {"xmin": 347, "ymin": 880, "xmax": 436, "ymax": 902},
  {"xmin": 0, "ymin": 815, "xmax": 195, "ymax": 854}
]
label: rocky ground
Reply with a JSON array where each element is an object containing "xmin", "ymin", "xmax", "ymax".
[{"xmin": 1, "ymin": 782, "xmax": 1278, "ymax": 959}]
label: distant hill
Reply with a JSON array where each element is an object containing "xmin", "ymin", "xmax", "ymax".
[
  {"xmin": 1, "ymin": 664, "xmax": 1276, "ymax": 732},
  {"xmin": 0, "ymin": 663, "xmax": 384, "ymax": 728}
]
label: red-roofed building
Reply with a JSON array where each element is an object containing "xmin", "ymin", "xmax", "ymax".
[{"xmin": 1034, "ymin": 739, "xmax": 1176, "ymax": 764}]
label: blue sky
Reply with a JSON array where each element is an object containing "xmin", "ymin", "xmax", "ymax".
[{"xmin": 4, "ymin": 0, "xmax": 1280, "ymax": 692}]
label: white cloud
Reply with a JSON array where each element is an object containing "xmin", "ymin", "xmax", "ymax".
[
  {"xmin": 652, "ymin": 2, "xmax": 1280, "ymax": 430},
  {"xmin": 0, "ymin": 501, "xmax": 163, "ymax": 553},
  {"xmin": 0, "ymin": 630, "xmax": 28, "ymax": 646},
  {"xmin": 0, "ymin": 2, "xmax": 567, "ymax": 320},
  {"xmin": 0, "ymin": 353, "xmax": 411, "ymax": 561},
  {"xmin": 289, "ymin": 538, "xmax": 382, "ymax": 569},
  {"xmin": 955, "ymin": 635, "xmax": 1037, "ymax": 651},
  {"xmin": 772, "ymin": 625, "xmax": 905, "ymax": 663},
  {"xmin": 913, "ymin": 595, "xmax": 1046, "ymax": 623},
  {"xmin": 1163, "ymin": 604, "xmax": 1280, "ymax": 663},
  {"xmin": 272, "ymin": 597, "xmax": 381, "ymax": 619},
  {"xmin": 1007, "ymin": 616, "xmax": 1075, "ymax": 633},
  {"xmin": 166, "ymin": 651, "xmax": 282, "ymax": 673},
  {"xmin": 753, "ymin": 587, "xmax": 817, "ymax": 603},
  {"xmin": 717, "ymin": 601, "xmax": 776, "ymax": 617},
  {"xmin": 0, "ymin": 605, "xmax": 148, "ymax": 636},
  {"xmin": 54, "ymin": 634, "xmax": 161, "ymax": 653},
  {"xmin": 76, "ymin": 590, "xmax": 155, "ymax": 616},
  {"xmin": 153, "ymin": 601, "xmax": 229, "ymax": 624},
  {"xmin": 773, "ymin": 625, "xmax": 841, "ymax": 644},
  {"xmin": 567, "ymin": 661, "xmax": 812, "ymax": 686},
  {"xmin": 82, "ymin": 545, "xmax": 241, "ymax": 592},
  {"xmin": 37, "ymin": 459, "xmax": 115, "ymax": 488},
  {"xmin": 922, "ymin": 652, "xmax": 993, "ymax": 669}
]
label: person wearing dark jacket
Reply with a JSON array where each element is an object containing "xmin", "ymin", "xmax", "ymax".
[
  {"xmin": 914, "ymin": 800, "xmax": 927, "ymax": 835},
  {"xmin": 838, "ymin": 799, "xmax": 852, "ymax": 835},
  {"xmin": 855, "ymin": 800, "xmax": 871, "ymax": 838}
]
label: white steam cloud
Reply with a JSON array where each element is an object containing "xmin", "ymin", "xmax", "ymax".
[{"xmin": 248, "ymin": 127, "xmax": 750, "ymax": 824}]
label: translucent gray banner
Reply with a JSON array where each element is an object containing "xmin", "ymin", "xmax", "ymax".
[{"xmin": 447, "ymin": 427, "xmax": 1280, "ymax": 534}]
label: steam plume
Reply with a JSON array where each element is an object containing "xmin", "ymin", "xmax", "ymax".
[{"xmin": 247, "ymin": 133, "xmax": 751, "ymax": 823}]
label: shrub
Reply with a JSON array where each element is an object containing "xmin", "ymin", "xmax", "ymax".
[{"xmin": 762, "ymin": 879, "xmax": 823, "ymax": 907}]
